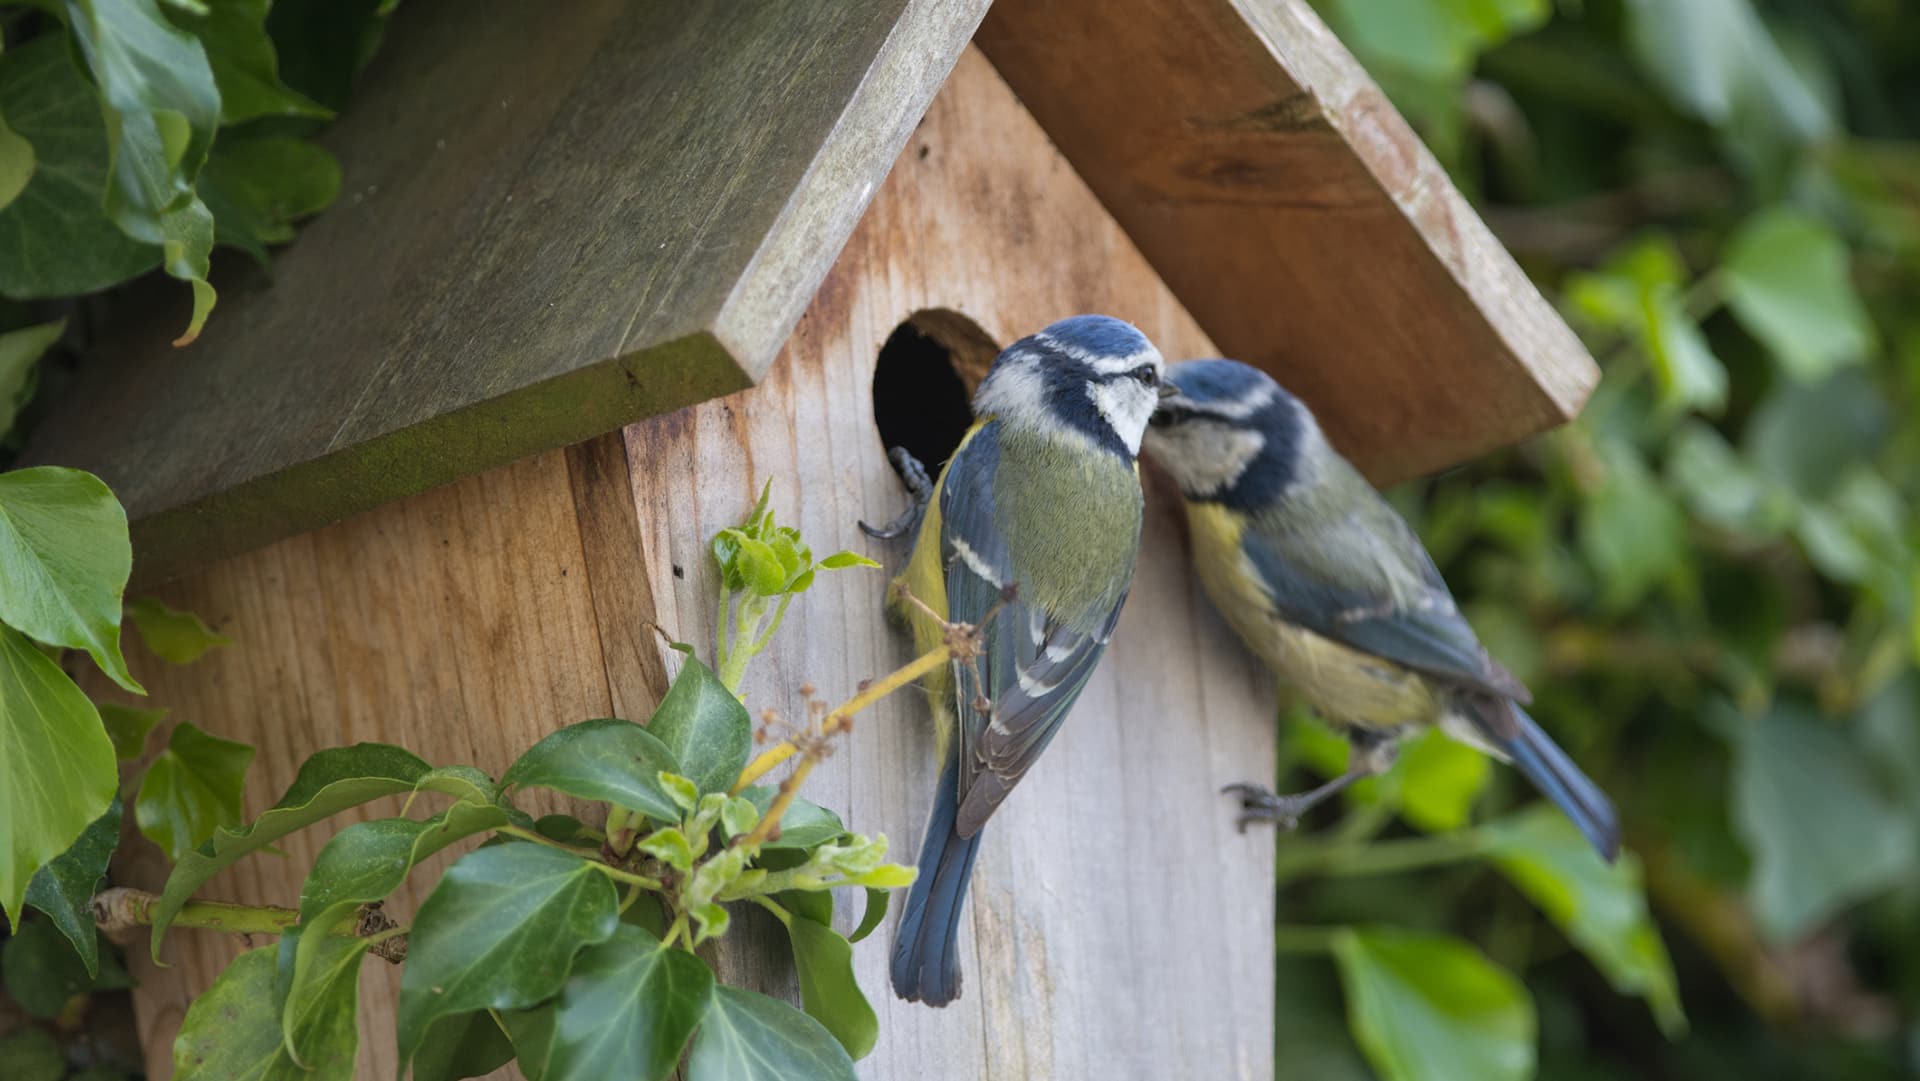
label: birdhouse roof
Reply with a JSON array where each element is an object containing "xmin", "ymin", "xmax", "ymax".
[{"xmin": 23, "ymin": 0, "xmax": 1596, "ymax": 581}]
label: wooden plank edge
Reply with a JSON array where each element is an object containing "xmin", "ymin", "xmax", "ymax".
[
  {"xmin": 707, "ymin": 0, "xmax": 993, "ymax": 373},
  {"xmin": 127, "ymin": 332, "xmax": 745, "ymax": 587},
  {"xmin": 1231, "ymin": 0, "xmax": 1599, "ymax": 422}
]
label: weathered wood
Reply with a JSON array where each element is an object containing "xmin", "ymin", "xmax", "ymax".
[
  {"xmin": 976, "ymin": 0, "xmax": 1600, "ymax": 482},
  {"xmin": 96, "ymin": 49, "xmax": 1277, "ymax": 1079},
  {"xmin": 24, "ymin": 0, "xmax": 990, "ymax": 584}
]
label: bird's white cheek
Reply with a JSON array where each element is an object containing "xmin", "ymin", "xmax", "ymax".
[{"xmin": 1089, "ymin": 382, "xmax": 1156, "ymax": 455}]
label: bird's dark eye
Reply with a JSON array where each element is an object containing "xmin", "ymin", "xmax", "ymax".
[
  {"xmin": 1148, "ymin": 410, "xmax": 1173, "ymax": 428},
  {"xmin": 1129, "ymin": 365, "xmax": 1159, "ymax": 386}
]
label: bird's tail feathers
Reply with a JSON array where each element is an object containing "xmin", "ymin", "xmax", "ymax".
[
  {"xmin": 890, "ymin": 758, "xmax": 982, "ymax": 1006},
  {"xmin": 1489, "ymin": 702, "xmax": 1622, "ymax": 862}
]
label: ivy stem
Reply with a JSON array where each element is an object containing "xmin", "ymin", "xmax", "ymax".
[
  {"xmin": 90, "ymin": 888, "xmax": 411, "ymax": 964},
  {"xmin": 590, "ymin": 862, "xmax": 665, "ymax": 891},
  {"xmin": 663, "ymin": 912, "xmax": 691, "ymax": 951},
  {"xmin": 1273, "ymin": 831, "xmax": 1488, "ymax": 880},
  {"xmin": 749, "ymin": 895, "xmax": 792, "ymax": 927},
  {"xmin": 496, "ymin": 825, "xmax": 597, "ymax": 854},
  {"xmin": 732, "ymin": 642, "xmax": 953, "ymax": 797}
]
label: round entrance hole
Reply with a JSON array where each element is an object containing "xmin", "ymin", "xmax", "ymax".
[{"xmin": 870, "ymin": 309, "xmax": 1000, "ymax": 472}]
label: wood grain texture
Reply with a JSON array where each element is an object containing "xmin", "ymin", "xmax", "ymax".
[
  {"xmin": 976, "ymin": 0, "xmax": 1600, "ymax": 483},
  {"xmin": 625, "ymin": 49, "xmax": 1276, "ymax": 1079},
  {"xmin": 96, "ymin": 47, "xmax": 1276, "ymax": 1081},
  {"xmin": 23, "ymin": 0, "xmax": 989, "ymax": 585}
]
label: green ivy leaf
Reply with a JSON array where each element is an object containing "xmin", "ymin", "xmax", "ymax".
[
  {"xmin": 0, "ymin": 466, "xmax": 141, "ymax": 692},
  {"xmin": 99, "ymin": 703, "xmax": 165, "ymax": 760},
  {"xmin": 1392, "ymin": 730, "xmax": 1490, "ymax": 832},
  {"xmin": 197, "ymin": 134, "xmax": 339, "ymax": 265},
  {"xmin": 740, "ymin": 787, "xmax": 847, "ymax": 850},
  {"xmin": 172, "ymin": 947, "xmax": 329, "ymax": 1080},
  {"xmin": 171, "ymin": 0, "xmax": 332, "ymax": 125},
  {"xmin": 24, "ymin": 799, "xmax": 121, "ymax": 976},
  {"xmin": 780, "ymin": 908, "xmax": 879, "ymax": 1059},
  {"xmin": 501, "ymin": 718, "xmax": 683, "ymax": 823},
  {"xmin": 149, "ymin": 742, "xmax": 429, "ymax": 959},
  {"xmin": 134, "ymin": 720, "xmax": 254, "ymax": 860},
  {"xmin": 1331, "ymin": 927, "xmax": 1535, "ymax": 1081},
  {"xmin": 848, "ymin": 887, "xmax": 888, "ymax": 944},
  {"xmin": 545, "ymin": 924, "xmax": 714, "ymax": 1081},
  {"xmin": 1732, "ymin": 702, "xmax": 1916, "ymax": 941},
  {"xmin": 1483, "ymin": 807, "xmax": 1685, "ymax": 1035},
  {"xmin": 2, "ymin": 914, "xmax": 96, "ymax": 1017},
  {"xmin": 1578, "ymin": 440, "xmax": 1689, "ymax": 611},
  {"xmin": 499, "ymin": 1003, "xmax": 558, "ymax": 1080},
  {"xmin": 687, "ymin": 984, "xmax": 858, "ymax": 1081},
  {"xmin": 0, "ymin": 625, "xmax": 117, "ymax": 931},
  {"xmin": 62, "ymin": 0, "xmax": 225, "ymax": 344},
  {"xmin": 1665, "ymin": 422, "xmax": 1797, "ymax": 539},
  {"xmin": 1621, "ymin": 0, "xmax": 1830, "ymax": 142},
  {"xmin": 396, "ymin": 844, "xmax": 619, "ymax": 1073},
  {"xmin": 279, "ymin": 931, "xmax": 365, "ymax": 1076},
  {"xmin": 260, "ymin": 0, "xmax": 392, "ymax": 112},
  {"xmin": 0, "ymin": 107, "xmax": 29, "ymax": 213},
  {"xmin": 817, "ymin": 551, "xmax": 880, "ymax": 571},
  {"xmin": 736, "ymin": 536, "xmax": 786, "ymax": 596},
  {"xmin": 646, "ymin": 656, "xmax": 751, "ymax": 796},
  {"xmin": 636, "ymin": 827, "xmax": 693, "ymax": 872},
  {"xmin": 0, "ymin": 320, "xmax": 64, "ymax": 435},
  {"xmin": 0, "ymin": 37, "xmax": 160, "ymax": 298},
  {"xmin": 126, "ymin": 595, "xmax": 231, "ymax": 664},
  {"xmin": 1722, "ymin": 208, "xmax": 1876, "ymax": 381},
  {"xmin": 410, "ymin": 1011, "xmax": 518, "ymax": 1081},
  {"xmin": 0, "ymin": 1026, "xmax": 66, "ymax": 1081}
]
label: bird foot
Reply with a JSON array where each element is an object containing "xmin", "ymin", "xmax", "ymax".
[
  {"xmin": 1222, "ymin": 783, "xmax": 1310, "ymax": 833},
  {"xmin": 859, "ymin": 446, "xmax": 934, "ymax": 540}
]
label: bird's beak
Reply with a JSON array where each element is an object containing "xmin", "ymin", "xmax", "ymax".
[{"xmin": 1157, "ymin": 383, "xmax": 1181, "ymax": 401}]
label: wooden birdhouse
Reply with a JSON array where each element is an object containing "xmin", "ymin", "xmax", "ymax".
[{"xmin": 28, "ymin": 1, "xmax": 1596, "ymax": 1077}]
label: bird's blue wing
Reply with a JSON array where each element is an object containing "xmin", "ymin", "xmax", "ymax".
[
  {"xmin": 1241, "ymin": 511, "xmax": 1529, "ymax": 704},
  {"xmin": 937, "ymin": 423, "xmax": 1124, "ymax": 837}
]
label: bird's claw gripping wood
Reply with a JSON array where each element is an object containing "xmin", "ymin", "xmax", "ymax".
[
  {"xmin": 1223, "ymin": 764, "xmax": 1376, "ymax": 834},
  {"xmin": 859, "ymin": 446, "xmax": 934, "ymax": 539}
]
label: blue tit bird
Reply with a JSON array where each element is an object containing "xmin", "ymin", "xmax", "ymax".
[
  {"xmin": 874, "ymin": 315, "xmax": 1168, "ymax": 1006},
  {"xmin": 1141, "ymin": 359, "xmax": 1620, "ymax": 860}
]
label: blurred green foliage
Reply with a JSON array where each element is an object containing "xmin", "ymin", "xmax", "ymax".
[{"xmin": 1286, "ymin": 0, "xmax": 1920, "ymax": 1077}]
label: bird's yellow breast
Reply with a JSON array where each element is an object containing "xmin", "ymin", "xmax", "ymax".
[{"xmin": 1185, "ymin": 501, "xmax": 1437, "ymax": 731}]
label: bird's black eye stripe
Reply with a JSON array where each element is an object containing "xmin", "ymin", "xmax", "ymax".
[{"xmin": 1128, "ymin": 364, "xmax": 1159, "ymax": 386}]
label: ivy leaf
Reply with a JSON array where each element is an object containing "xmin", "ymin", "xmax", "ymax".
[
  {"xmin": 1390, "ymin": 730, "xmax": 1491, "ymax": 832},
  {"xmin": 1578, "ymin": 440, "xmax": 1688, "ymax": 611},
  {"xmin": 740, "ymin": 787, "xmax": 846, "ymax": 850},
  {"xmin": 262, "ymin": 0, "xmax": 395, "ymax": 113},
  {"xmin": 1482, "ymin": 807, "xmax": 1686, "ymax": 1035},
  {"xmin": 0, "ymin": 625, "xmax": 117, "ymax": 931},
  {"xmin": 170, "ymin": 0, "xmax": 332, "ymax": 125},
  {"xmin": 849, "ymin": 888, "xmax": 888, "ymax": 944},
  {"xmin": 0, "ymin": 36, "xmax": 160, "ymax": 298},
  {"xmin": 0, "ymin": 321, "xmax": 65, "ymax": 435},
  {"xmin": 0, "ymin": 1025, "xmax": 65, "ymax": 1081},
  {"xmin": 172, "ymin": 947, "xmax": 336, "ymax": 1081},
  {"xmin": 1722, "ymin": 209, "xmax": 1876, "ymax": 381},
  {"xmin": 500, "ymin": 1004, "xmax": 558, "ymax": 1081},
  {"xmin": 24, "ymin": 799, "xmax": 121, "ymax": 976},
  {"xmin": 1732, "ymin": 703, "xmax": 1916, "ymax": 941},
  {"xmin": 134, "ymin": 720, "xmax": 253, "ymax": 860},
  {"xmin": 62, "ymin": 0, "xmax": 224, "ymax": 344},
  {"xmin": 198, "ymin": 134, "xmax": 339, "ymax": 265},
  {"xmin": 279, "ymin": 931, "xmax": 365, "ymax": 1076},
  {"xmin": 2, "ymin": 914, "xmax": 97, "ymax": 1017},
  {"xmin": 1621, "ymin": 0, "xmax": 1830, "ymax": 143},
  {"xmin": 99, "ymin": 703, "xmax": 165, "ymax": 761},
  {"xmin": 1331, "ymin": 927, "xmax": 1535, "ymax": 1081},
  {"xmin": 150, "ymin": 742, "xmax": 429, "ymax": 959},
  {"xmin": 279, "ymin": 800, "xmax": 510, "ymax": 1019},
  {"xmin": 646, "ymin": 656, "xmax": 751, "ymax": 796},
  {"xmin": 0, "ymin": 104, "xmax": 31, "ymax": 214},
  {"xmin": 396, "ymin": 844, "xmax": 620, "ymax": 1073},
  {"xmin": 501, "ymin": 717, "xmax": 683, "ymax": 823},
  {"xmin": 545, "ymin": 924, "xmax": 715, "ymax": 1081},
  {"xmin": 410, "ymin": 1011, "xmax": 518, "ymax": 1081},
  {"xmin": 687, "ymin": 984, "xmax": 858, "ymax": 1081},
  {"xmin": 126, "ymin": 596, "xmax": 231, "ymax": 664},
  {"xmin": 780, "ymin": 908, "xmax": 879, "ymax": 1059},
  {"xmin": 817, "ymin": 551, "xmax": 880, "ymax": 571},
  {"xmin": 0, "ymin": 466, "xmax": 141, "ymax": 692}
]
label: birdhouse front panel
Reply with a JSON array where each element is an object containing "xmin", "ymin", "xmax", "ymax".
[{"xmin": 98, "ymin": 48, "xmax": 1277, "ymax": 1080}]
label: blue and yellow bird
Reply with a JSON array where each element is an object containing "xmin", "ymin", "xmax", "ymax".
[
  {"xmin": 1142, "ymin": 359, "xmax": 1620, "ymax": 860},
  {"xmin": 873, "ymin": 315, "xmax": 1168, "ymax": 1006}
]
